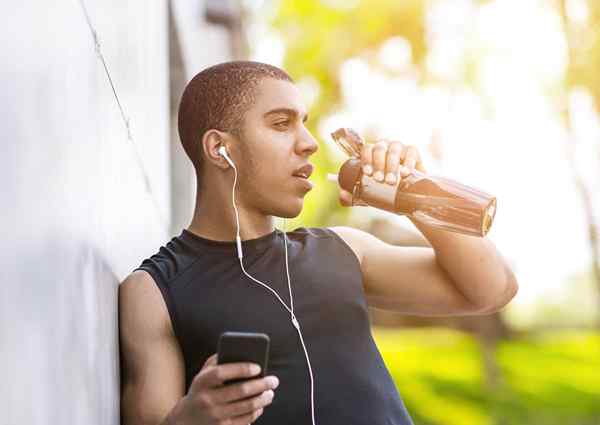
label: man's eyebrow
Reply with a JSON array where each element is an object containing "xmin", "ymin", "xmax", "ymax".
[{"xmin": 263, "ymin": 108, "xmax": 309, "ymax": 122}]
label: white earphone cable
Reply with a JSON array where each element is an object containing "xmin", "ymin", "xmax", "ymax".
[{"xmin": 223, "ymin": 148, "xmax": 316, "ymax": 425}]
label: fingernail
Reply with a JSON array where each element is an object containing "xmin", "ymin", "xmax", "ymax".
[
  {"xmin": 363, "ymin": 164, "xmax": 373, "ymax": 175},
  {"xmin": 251, "ymin": 364, "xmax": 261, "ymax": 375},
  {"xmin": 385, "ymin": 173, "xmax": 396, "ymax": 184},
  {"xmin": 373, "ymin": 171, "xmax": 384, "ymax": 182},
  {"xmin": 268, "ymin": 376, "xmax": 279, "ymax": 388}
]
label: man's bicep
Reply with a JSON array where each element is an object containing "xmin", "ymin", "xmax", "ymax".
[
  {"xmin": 328, "ymin": 226, "xmax": 479, "ymax": 317},
  {"xmin": 119, "ymin": 271, "xmax": 186, "ymax": 425},
  {"xmin": 366, "ymin": 235, "xmax": 493, "ymax": 316}
]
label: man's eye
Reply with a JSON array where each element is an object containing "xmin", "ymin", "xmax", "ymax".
[{"xmin": 274, "ymin": 121, "xmax": 289, "ymax": 129}]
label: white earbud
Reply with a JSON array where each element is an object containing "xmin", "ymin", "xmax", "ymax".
[{"xmin": 218, "ymin": 145, "xmax": 235, "ymax": 168}]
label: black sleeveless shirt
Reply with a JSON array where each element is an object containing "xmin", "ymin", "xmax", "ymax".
[{"xmin": 133, "ymin": 226, "xmax": 414, "ymax": 425}]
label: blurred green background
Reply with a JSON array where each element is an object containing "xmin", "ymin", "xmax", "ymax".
[{"xmin": 239, "ymin": 0, "xmax": 600, "ymax": 423}]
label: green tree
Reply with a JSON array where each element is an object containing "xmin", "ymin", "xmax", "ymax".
[{"xmin": 558, "ymin": 0, "xmax": 600, "ymax": 329}]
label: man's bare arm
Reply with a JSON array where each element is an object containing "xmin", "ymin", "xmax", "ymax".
[
  {"xmin": 407, "ymin": 216, "xmax": 519, "ymax": 312},
  {"xmin": 119, "ymin": 270, "xmax": 187, "ymax": 425},
  {"xmin": 328, "ymin": 226, "xmax": 518, "ymax": 316},
  {"xmin": 119, "ymin": 271, "xmax": 278, "ymax": 425}
]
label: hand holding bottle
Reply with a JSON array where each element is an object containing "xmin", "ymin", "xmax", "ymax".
[
  {"xmin": 329, "ymin": 128, "xmax": 497, "ymax": 237},
  {"xmin": 334, "ymin": 130, "xmax": 428, "ymax": 207}
]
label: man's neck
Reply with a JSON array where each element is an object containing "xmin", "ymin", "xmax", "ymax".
[{"xmin": 187, "ymin": 185, "xmax": 276, "ymax": 242}]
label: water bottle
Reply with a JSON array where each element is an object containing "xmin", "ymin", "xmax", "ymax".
[{"xmin": 328, "ymin": 128, "xmax": 497, "ymax": 237}]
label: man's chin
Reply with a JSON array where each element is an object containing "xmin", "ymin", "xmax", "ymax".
[{"xmin": 276, "ymin": 199, "xmax": 304, "ymax": 219}]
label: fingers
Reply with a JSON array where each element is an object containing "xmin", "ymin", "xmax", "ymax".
[
  {"xmin": 213, "ymin": 388, "xmax": 275, "ymax": 419},
  {"xmin": 360, "ymin": 143, "xmax": 373, "ymax": 175},
  {"xmin": 339, "ymin": 189, "xmax": 368, "ymax": 207},
  {"xmin": 371, "ymin": 141, "xmax": 388, "ymax": 182},
  {"xmin": 361, "ymin": 140, "xmax": 406, "ymax": 184},
  {"xmin": 212, "ymin": 375, "xmax": 279, "ymax": 404},
  {"xmin": 385, "ymin": 143, "xmax": 404, "ymax": 184},
  {"xmin": 195, "ymin": 361, "xmax": 262, "ymax": 390},
  {"xmin": 402, "ymin": 146, "xmax": 419, "ymax": 177},
  {"xmin": 203, "ymin": 353, "xmax": 218, "ymax": 368},
  {"xmin": 339, "ymin": 189, "xmax": 352, "ymax": 206},
  {"xmin": 361, "ymin": 140, "xmax": 425, "ymax": 181},
  {"xmin": 185, "ymin": 355, "xmax": 277, "ymax": 424},
  {"xmin": 343, "ymin": 139, "xmax": 426, "ymax": 208},
  {"xmin": 227, "ymin": 407, "xmax": 265, "ymax": 425}
]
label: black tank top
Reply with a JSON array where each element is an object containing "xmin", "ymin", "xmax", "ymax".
[{"xmin": 133, "ymin": 226, "xmax": 414, "ymax": 425}]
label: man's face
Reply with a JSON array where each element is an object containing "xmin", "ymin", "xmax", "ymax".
[{"xmin": 234, "ymin": 78, "xmax": 319, "ymax": 218}]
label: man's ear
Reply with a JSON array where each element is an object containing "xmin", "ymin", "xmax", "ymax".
[{"xmin": 202, "ymin": 129, "xmax": 231, "ymax": 170}]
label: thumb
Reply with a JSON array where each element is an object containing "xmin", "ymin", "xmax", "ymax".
[
  {"xmin": 339, "ymin": 189, "xmax": 368, "ymax": 207},
  {"xmin": 203, "ymin": 353, "xmax": 218, "ymax": 369}
]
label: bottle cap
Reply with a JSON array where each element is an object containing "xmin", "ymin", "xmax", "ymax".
[{"xmin": 330, "ymin": 128, "xmax": 365, "ymax": 158}]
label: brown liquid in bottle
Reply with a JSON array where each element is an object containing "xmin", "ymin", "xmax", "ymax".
[{"xmin": 333, "ymin": 130, "xmax": 497, "ymax": 237}]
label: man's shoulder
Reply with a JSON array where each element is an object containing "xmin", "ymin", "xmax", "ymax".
[
  {"xmin": 120, "ymin": 270, "xmax": 164, "ymax": 310},
  {"xmin": 322, "ymin": 226, "xmax": 364, "ymax": 266},
  {"xmin": 119, "ymin": 270, "xmax": 174, "ymax": 336}
]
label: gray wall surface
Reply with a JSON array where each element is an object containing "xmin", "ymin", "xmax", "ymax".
[
  {"xmin": 1, "ymin": 1, "xmax": 170, "ymax": 424},
  {"xmin": 1, "ymin": 0, "xmax": 236, "ymax": 422}
]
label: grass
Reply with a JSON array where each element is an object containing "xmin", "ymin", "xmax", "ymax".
[{"xmin": 372, "ymin": 327, "xmax": 600, "ymax": 425}]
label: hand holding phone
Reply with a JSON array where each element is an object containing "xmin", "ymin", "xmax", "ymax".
[{"xmin": 175, "ymin": 332, "xmax": 278, "ymax": 425}]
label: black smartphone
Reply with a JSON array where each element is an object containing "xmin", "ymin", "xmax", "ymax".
[{"xmin": 217, "ymin": 331, "xmax": 270, "ymax": 385}]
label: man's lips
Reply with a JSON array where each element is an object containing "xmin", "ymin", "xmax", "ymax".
[
  {"xmin": 292, "ymin": 163, "xmax": 314, "ymax": 179},
  {"xmin": 294, "ymin": 175, "xmax": 315, "ymax": 190}
]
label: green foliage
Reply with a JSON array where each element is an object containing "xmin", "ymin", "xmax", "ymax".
[
  {"xmin": 565, "ymin": 1, "xmax": 600, "ymax": 110},
  {"xmin": 373, "ymin": 327, "xmax": 600, "ymax": 425}
]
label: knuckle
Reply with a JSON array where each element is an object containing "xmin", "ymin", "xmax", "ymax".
[
  {"xmin": 190, "ymin": 376, "xmax": 207, "ymax": 395},
  {"xmin": 373, "ymin": 141, "xmax": 388, "ymax": 151},
  {"xmin": 239, "ymin": 383, "xmax": 251, "ymax": 397},
  {"xmin": 250, "ymin": 397, "xmax": 262, "ymax": 410},
  {"xmin": 361, "ymin": 146, "xmax": 372, "ymax": 162},
  {"xmin": 198, "ymin": 370, "xmax": 209, "ymax": 382},
  {"xmin": 389, "ymin": 143, "xmax": 404, "ymax": 155},
  {"xmin": 387, "ymin": 150, "xmax": 401, "ymax": 161},
  {"xmin": 214, "ymin": 367, "xmax": 226, "ymax": 382}
]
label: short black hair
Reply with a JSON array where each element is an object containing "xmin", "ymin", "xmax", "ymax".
[{"xmin": 177, "ymin": 60, "xmax": 294, "ymax": 179}]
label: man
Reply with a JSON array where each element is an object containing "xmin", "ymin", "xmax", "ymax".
[{"xmin": 119, "ymin": 61, "xmax": 518, "ymax": 425}]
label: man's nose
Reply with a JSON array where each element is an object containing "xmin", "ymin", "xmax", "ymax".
[{"xmin": 297, "ymin": 129, "xmax": 319, "ymax": 156}]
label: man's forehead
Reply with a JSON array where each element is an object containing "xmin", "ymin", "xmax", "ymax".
[{"xmin": 252, "ymin": 78, "xmax": 307, "ymax": 118}]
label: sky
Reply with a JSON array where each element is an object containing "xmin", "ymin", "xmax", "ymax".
[{"xmin": 247, "ymin": 0, "xmax": 600, "ymax": 327}]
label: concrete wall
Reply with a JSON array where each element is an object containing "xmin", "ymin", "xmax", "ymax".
[
  {"xmin": 168, "ymin": 0, "xmax": 233, "ymax": 236},
  {"xmin": 0, "ymin": 1, "xmax": 234, "ymax": 423}
]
